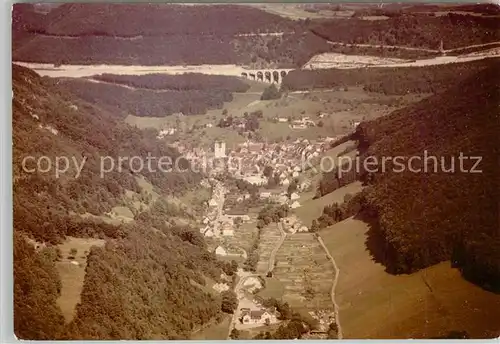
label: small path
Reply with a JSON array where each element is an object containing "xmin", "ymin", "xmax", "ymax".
[
  {"xmin": 324, "ymin": 39, "xmax": 500, "ymax": 54},
  {"xmin": 267, "ymin": 222, "xmax": 287, "ymax": 274},
  {"xmin": 317, "ymin": 235, "xmax": 343, "ymax": 339}
]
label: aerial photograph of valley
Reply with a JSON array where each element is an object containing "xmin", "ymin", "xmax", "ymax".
[{"xmin": 11, "ymin": 2, "xmax": 499, "ymax": 340}]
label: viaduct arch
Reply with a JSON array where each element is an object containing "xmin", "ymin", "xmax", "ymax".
[{"xmin": 240, "ymin": 69, "xmax": 292, "ymax": 84}]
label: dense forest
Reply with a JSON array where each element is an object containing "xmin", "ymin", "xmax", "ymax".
[
  {"xmin": 13, "ymin": 64, "xmax": 226, "ymax": 339},
  {"xmin": 282, "ymin": 58, "xmax": 495, "ymax": 95},
  {"xmin": 21, "ymin": 3, "xmax": 296, "ymax": 36},
  {"xmin": 344, "ymin": 62, "xmax": 499, "ymax": 290},
  {"xmin": 45, "ymin": 76, "xmax": 244, "ymax": 117},
  {"xmin": 310, "ymin": 13, "xmax": 499, "ymax": 50},
  {"xmin": 12, "ymin": 3, "xmax": 308, "ymax": 67},
  {"xmin": 91, "ymin": 73, "xmax": 250, "ymax": 92},
  {"xmin": 15, "ymin": 4, "xmax": 498, "ymax": 67}
]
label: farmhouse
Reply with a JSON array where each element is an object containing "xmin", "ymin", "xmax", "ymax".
[{"xmin": 240, "ymin": 308, "xmax": 277, "ymax": 325}]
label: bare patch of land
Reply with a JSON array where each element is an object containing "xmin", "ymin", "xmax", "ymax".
[{"xmin": 56, "ymin": 236, "xmax": 106, "ymax": 322}]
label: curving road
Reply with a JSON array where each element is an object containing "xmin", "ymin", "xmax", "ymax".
[{"xmin": 317, "ymin": 236, "xmax": 343, "ymax": 340}]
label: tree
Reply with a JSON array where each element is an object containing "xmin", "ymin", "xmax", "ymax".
[
  {"xmin": 230, "ymin": 260, "xmax": 239, "ymax": 273},
  {"xmin": 310, "ymin": 220, "xmax": 320, "ymax": 233},
  {"xmin": 221, "ymin": 290, "xmax": 238, "ymax": 314},
  {"xmin": 287, "ymin": 180, "xmax": 298, "ymax": 196},
  {"xmin": 263, "ymin": 166, "xmax": 273, "ymax": 178},
  {"xmin": 230, "ymin": 328, "xmax": 240, "ymax": 339},
  {"xmin": 261, "ymin": 84, "xmax": 281, "ymax": 100},
  {"xmin": 68, "ymin": 248, "xmax": 77, "ymax": 259},
  {"xmin": 317, "ymin": 120, "xmax": 324, "ymax": 127},
  {"xmin": 245, "ymin": 116, "xmax": 259, "ymax": 132},
  {"xmin": 326, "ymin": 322, "xmax": 338, "ymax": 339},
  {"xmin": 234, "ymin": 217, "xmax": 243, "ymax": 228}
]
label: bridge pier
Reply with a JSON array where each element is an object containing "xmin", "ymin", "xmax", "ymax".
[{"xmin": 240, "ymin": 69, "xmax": 290, "ymax": 84}]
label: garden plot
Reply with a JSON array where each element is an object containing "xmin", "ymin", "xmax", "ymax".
[
  {"xmin": 273, "ymin": 233, "xmax": 334, "ymax": 311},
  {"xmin": 256, "ymin": 224, "xmax": 282, "ymax": 275},
  {"xmin": 222, "ymin": 219, "xmax": 259, "ymax": 254}
]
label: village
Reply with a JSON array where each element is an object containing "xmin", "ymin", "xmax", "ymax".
[{"xmin": 180, "ymin": 135, "xmax": 347, "ymax": 338}]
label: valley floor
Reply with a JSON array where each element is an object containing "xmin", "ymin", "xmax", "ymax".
[{"xmin": 320, "ymin": 217, "xmax": 500, "ymax": 339}]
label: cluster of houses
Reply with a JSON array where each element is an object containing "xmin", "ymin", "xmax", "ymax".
[
  {"xmin": 273, "ymin": 116, "xmax": 318, "ymax": 130},
  {"xmin": 227, "ymin": 137, "xmax": 338, "ymax": 185},
  {"xmin": 168, "ymin": 135, "xmax": 343, "ymax": 182},
  {"xmin": 199, "ymin": 179, "xmax": 253, "ymax": 238},
  {"xmin": 289, "ymin": 116, "xmax": 316, "ymax": 130},
  {"xmin": 259, "ymin": 189, "xmax": 304, "ymax": 209},
  {"xmin": 280, "ymin": 214, "xmax": 309, "ymax": 234}
]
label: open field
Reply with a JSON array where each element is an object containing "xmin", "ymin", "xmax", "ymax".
[
  {"xmin": 256, "ymin": 277, "xmax": 286, "ymax": 300},
  {"xmin": 238, "ymin": 322, "xmax": 284, "ymax": 339},
  {"xmin": 121, "ymin": 81, "xmax": 419, "ymax": 151},
  {"xmin": 244, "ymin": 4, "xmax": 355, "ymax": 20},
  {"xmin": 272, "ymin": 233, "xmax": 334, "ymax": 312},
  {"xmin": 320, "ymin": 217, "xmax": 500, "ymax": 339},
  {"xmin": 295, "ymin": 181, "xmax": 364, "ymax": 225},
  {"xmin": 56, "ymin": 236, "xmax": 106, "ymax": 322}
]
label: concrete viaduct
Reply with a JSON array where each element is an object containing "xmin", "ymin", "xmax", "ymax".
[{"xmin": 239, "ymin": 69, "xmax": 294, "ymax": 84}]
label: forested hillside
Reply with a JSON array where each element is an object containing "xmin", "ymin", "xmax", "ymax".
[
  {"xmin": 349, "ymin": 61, "xmax": 499, "ymax": 291},
  {"xmin": 311, "ymin": 13, "xmax": 499, "ymax": 50},
  {"xmin": 281, "ymin": 58, "xmax": 495, "ymax": 94},
  {"xmin": 12, "ymin": 3, "xmax": 312, "ymax": 66},
  {"xmin": 46, "ymin": 74, "xmax": 249, "ymax": 117},
  {"xmin": 13, "ymin": 64, "xmax": 226, "ymax": 339}
]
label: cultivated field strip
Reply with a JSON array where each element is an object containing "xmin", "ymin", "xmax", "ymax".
[
  {"xmin": 256, "ymin": 224, "xmax": 282, "ymax": 274},
  {"xmin": 273, "ymin": 233, "xmax": 334, "ymax": 311}
]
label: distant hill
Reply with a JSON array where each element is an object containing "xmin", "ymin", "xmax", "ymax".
[
  {"xmin": 282, "ymin": 58, "xmax": 496, "ymax": 94},
  {"xmin": 351, "ymin": 60, "xmax": 499, "ymax": 291},
  {"xmin": 310, "ymin": 12, "xmax": 499, "ymax": 50},
  {"xmin": 12, "ymin": 4, "xmax": 315, "ymax": 67},
  {"xmin": 13, "ymin": 64, "xmax": 229, "ymax": 339}
]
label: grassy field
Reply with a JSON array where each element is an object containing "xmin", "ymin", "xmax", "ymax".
[
  {"xmin": 256, "ymin": 277, "xmax": 286, "ymax": 300},
  {"xmin": 124, "ymin": 83, "xmax": 419, "ymax": 150},
  {"xmin": 56, "ymin": 236, "xmax": 106, "ymax": 322},
  {"xmin": 295, "ymin": 181, "xmax": 364, "ymax": 225},
  {"xmin": 190, "ymin": 314, "xmax": 232, "ymax": 340},
  {"xmin": 319, "ymin": 217, "xmax": 500, "ymax": 339}
]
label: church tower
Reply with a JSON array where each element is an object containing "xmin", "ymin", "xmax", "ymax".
[{"xmin": 214, "ymin": 141, "xmax": 226, "ymax": 158}]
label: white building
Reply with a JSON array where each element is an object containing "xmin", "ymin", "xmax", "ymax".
[
  {"xmin": 214, "ymin": 141, "xmax": 226, "ymax": 158},
  {"xmin": 215, "ymin": 246, "xmax": 227, "ymax": 256}
]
